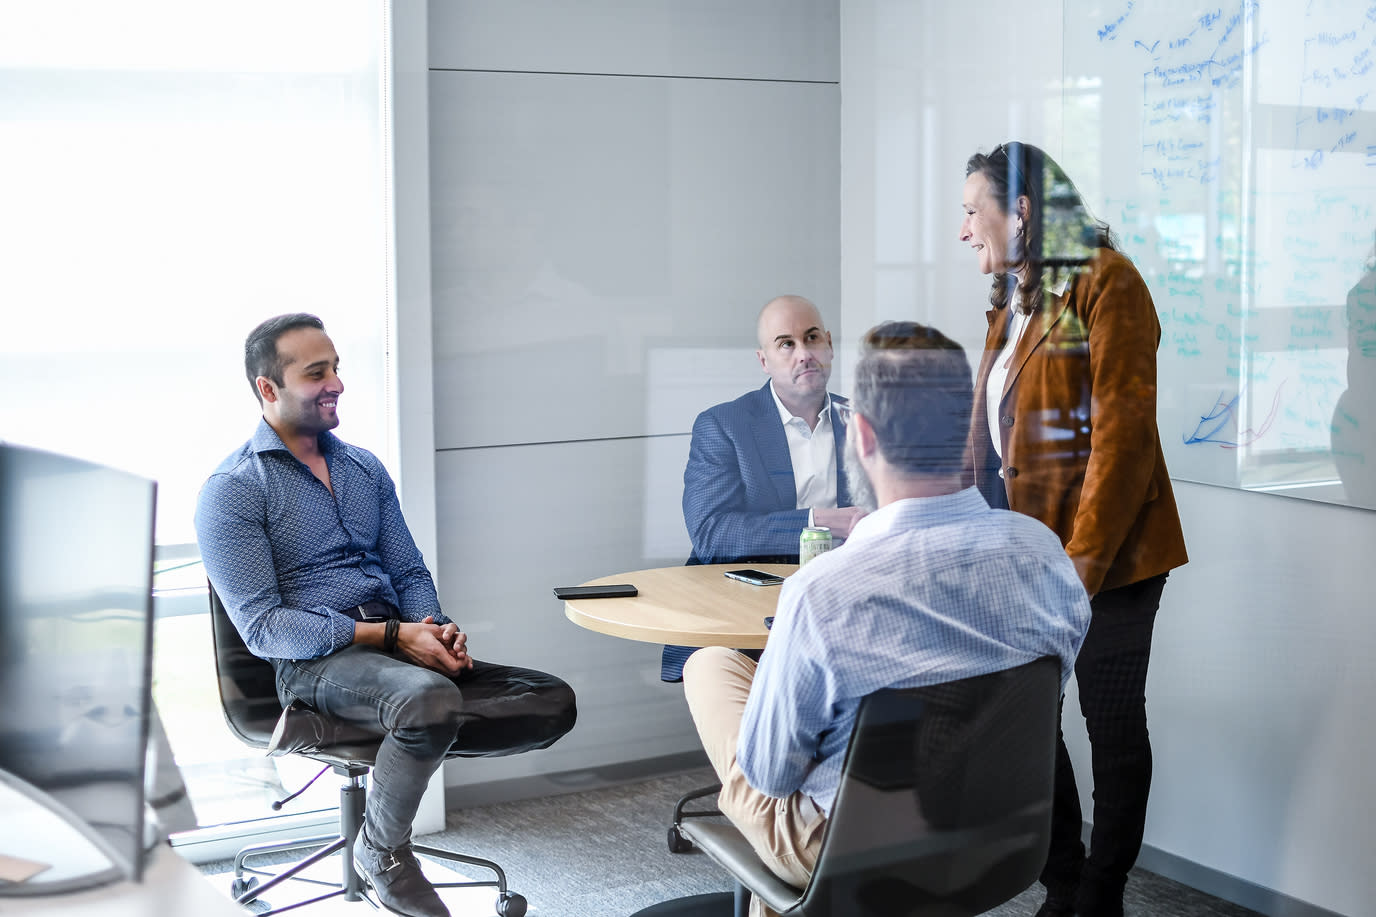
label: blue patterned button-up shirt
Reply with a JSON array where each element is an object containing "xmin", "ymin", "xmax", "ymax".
[
  {"xmin": 737, "ymin": 487, "xmax": 1091, "ymax": 814},
  {"xmin": 195, "ymin": 419, "xmax": 449, "ymax": 661}
]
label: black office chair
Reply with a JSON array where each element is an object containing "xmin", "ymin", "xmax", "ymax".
[
  {"xmin": 208, "ymin": 585, "xmax": 527, "ymax": 916},
  {"xmin": 667, "ymin": 782, "xmax": 723, "ymax": 853},
  {"xmin": 675, "ymin": 656, "xmax": 1061, "ymax": 917}
]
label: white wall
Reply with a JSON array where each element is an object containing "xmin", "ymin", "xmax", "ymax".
[
  {"xmin": 391, "ymin": 0, "xmax": 447, "ymax": 834},
  {"xmin": 1144, "ymin": 483, "xmax": 1374, "ymax": 916},
  {"xmin": 840, "ymin": 2, "xmax": 1374, "ymax": 915},
  {"xmin": 414, "ymin": 0, "xmax": 841, "ymax": 788}
]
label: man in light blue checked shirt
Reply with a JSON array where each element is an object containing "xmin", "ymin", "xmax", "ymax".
[{"xmin": 682, "ymin": 321, "xmax": 1091, "ymax": 917}]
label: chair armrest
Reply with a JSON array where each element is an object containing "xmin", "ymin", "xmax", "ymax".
[{"xmin": 678, "ymin": 820, "xmax": 804, "ymax": 915}]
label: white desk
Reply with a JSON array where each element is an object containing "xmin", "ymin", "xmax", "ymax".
[
  {"xmin": 0, "ymin": 844, "xmax": 247, "ymax": 916},
  {"xmin": 0, "ymin": 782, "xmax": 244, "ymax": 916}
]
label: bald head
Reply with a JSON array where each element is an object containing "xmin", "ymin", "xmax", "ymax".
[
  {"xmin": 756, "ymin": 295, "xmax": 825, "ymax": 349},
  {"xmin": 755, "ymin": 294, "xmax": 834, "ymax": 422}
]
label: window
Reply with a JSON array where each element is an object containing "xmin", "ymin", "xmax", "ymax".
[{"xmin": 0, "ymin": 0, "xmax": 393, "ymax": 846}]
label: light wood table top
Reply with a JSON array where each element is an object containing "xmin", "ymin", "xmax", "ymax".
[{"xmin": 562, "ymin": 563, "xmax": 797, "ymax": 649}]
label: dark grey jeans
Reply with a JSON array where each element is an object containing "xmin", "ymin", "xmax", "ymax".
[{"xmin": 274, "ymin": 645, "xmax": 577, "ymax": 849}]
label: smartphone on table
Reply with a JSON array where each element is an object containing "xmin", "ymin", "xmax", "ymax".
[
  {"xmin": 553, "ymin": 584, "xmax": 638, "ymax": 600},
  {"xmin": 723, "ymin": 569, "xmax": 785, "ymax": 586}
]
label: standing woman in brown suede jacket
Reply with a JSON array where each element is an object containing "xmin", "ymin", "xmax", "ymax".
[{"xmin": 959, "ymin": 142, "xmax": 1188, "ymax": 917}]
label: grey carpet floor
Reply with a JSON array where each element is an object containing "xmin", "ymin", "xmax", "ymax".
[
  {"xmin": 201, "ymin": 765, "xmax": 1265, "ymax": 917},
  {"xmin": 414, "ymin": 766, "xmax": 1264, "ymax": 917}
]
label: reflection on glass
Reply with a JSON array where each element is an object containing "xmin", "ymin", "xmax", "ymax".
[{"xmin": 0, "ymin": 444, "xmax": 156, "ymax": 891}]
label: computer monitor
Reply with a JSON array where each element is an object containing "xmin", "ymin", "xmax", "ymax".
[{"xmin": 0, "ymin": 442, "xmax": 157, "ymax": 893}]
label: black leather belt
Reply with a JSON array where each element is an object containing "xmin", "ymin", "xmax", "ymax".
[{"xmin": 344, "ymin": 600, "xmax": 400, "ymax": 622}]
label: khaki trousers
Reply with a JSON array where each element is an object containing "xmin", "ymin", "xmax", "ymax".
[{"xmin": 682, "ymin": 647, "xmax": 827, "ymax": 917}]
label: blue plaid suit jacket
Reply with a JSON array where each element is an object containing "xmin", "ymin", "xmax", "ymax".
[{"xmin": 663, "ymin": 382, "xmax": 851, "ymax": 680}]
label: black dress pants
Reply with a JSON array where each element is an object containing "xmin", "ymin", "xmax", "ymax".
[{"xmin": 1040, "ymin": 572, "xmax": 1167, "ymax": 917}]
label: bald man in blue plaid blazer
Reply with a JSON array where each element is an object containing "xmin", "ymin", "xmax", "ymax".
[
  {"xmin": 683, "ymin": 381, "xmax": 851, "ymax": 566},
  {"xmin": 670, "ymin": 296, "xmax": 865, "ymax": 682}
]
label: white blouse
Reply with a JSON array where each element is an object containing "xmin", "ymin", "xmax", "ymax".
[{"xmin": 986, "ymin": 297, "xmax": 1031, "ymax": 461}]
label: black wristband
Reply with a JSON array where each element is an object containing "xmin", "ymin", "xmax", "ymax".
[{"xmin": 382, "ymin": 617, "xmax": 401, "ymax": 654}]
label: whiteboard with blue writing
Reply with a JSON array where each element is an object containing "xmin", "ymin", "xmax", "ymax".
[{"xmin": 1064, "ymin": 0, "xmax": 1376, "ymax": 509}]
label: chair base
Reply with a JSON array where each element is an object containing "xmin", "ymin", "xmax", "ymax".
[{"xmin": 231, "ymin": 765, "xmax": 525, "ymax": 916}]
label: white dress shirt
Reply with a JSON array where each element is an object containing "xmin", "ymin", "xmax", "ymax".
[{"xmin": 769, "ymin": 381, "xmax": 838, "ymax": 513}]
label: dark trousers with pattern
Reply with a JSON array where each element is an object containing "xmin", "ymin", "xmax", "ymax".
[
  {"xmin": 1041, "ymin": 573, "xmax": 1167, "ymax": 917},
  {"xmin": 275, "ymin": 645, "xmax": 577, "ymax": 850}
]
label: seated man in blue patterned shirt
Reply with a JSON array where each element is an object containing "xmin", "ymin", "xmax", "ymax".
[
  {"xmin": 195, "ymin": 313, "xmax": 576, "ymax": 917},
  {"xmin": 681, "ymin": 321, "xmax": 1091, "ymax": 917}
]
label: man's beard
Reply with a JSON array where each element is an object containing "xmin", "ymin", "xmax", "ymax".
[{"xmin": 843, "ymin": 437, "xmax": 878, "ymax": 514}]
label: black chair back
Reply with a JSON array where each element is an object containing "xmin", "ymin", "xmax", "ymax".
[
  {"xmin": 798, "ymin": 655, "xmax": 1061, "ymax": 917},
  {"xmin": 208, "ymin": 583, "xmax": 286, "ymax": 748}
]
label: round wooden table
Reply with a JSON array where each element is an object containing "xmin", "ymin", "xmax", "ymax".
[{"xmin": 561, "ymin": 563, "xmax": 797, "ymax": 649}]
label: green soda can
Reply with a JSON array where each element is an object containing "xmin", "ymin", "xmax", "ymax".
[{"xmin": 799, "ymin": 525, "xmax": 833, "ymax": 566}]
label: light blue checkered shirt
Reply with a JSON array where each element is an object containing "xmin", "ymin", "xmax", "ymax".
[
  {"xmin": 737, "ymin": 487, "xmax": 1090, "ymax": 814},
  {"xmin": 195, "ymin": 419, "xmax": 449, "ymax": 661}
]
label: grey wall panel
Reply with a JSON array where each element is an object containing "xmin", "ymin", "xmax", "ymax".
[
  {"xmin": 429, "ymin": 69, "xmax": 840, "ymax": 449},
  {"xmin": 434, "ymin": 438, "xmax": 703, "ymax": 786},
  {"xmin": 428, "ymin": 0, "xmax": 838, "ymax": 83},
  {"xmin": 424, "ymin": 0, "xmax": 841, "ymax": 798}
]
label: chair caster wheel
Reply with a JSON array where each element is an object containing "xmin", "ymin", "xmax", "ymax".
[
  {"xmin": 496, "ymin": 890, "xmax": 527, "ymax": 916},
  {"xmin": 230, "ymin": 875, "xmax": 260, "ymax": 901},
  {"xmin": 668, "ymin": 825, "xmax": 694, "ymax": 853}
]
